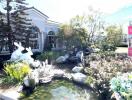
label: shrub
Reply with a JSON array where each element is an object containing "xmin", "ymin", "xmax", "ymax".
[
  {"xmin": 4, "ymin": 61, "xmax": 31, "ymax": 83},
  {"xmin": 84, "ymin": 56, "xmax": 132, "ymax": 100},
  {"xmin": 36, "ymin": 51, "xmax": 64, "ymax": 61},
  {"xmin": 85, "ymin": 76, "xmax": 95, "ymax": 85},
  {"xmin": 110, "ymin": 72, "xmax": 132, "ymax": 100}
]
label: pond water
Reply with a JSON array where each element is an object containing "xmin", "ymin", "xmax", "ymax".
[{"xmin": 20, "ymin": 80, "xmax": 98, "ymax": 100}]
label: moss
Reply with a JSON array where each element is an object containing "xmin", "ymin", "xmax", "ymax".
[{"xmin": 19, "ymin": 80, "xmax": 78, "ymax": 100}]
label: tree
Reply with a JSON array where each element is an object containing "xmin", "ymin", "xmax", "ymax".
[
  {"xmin": 58, "ymin": 24, "xmax": 88, "ymax": 51},
  {"xmin": 105, "ymin": 25, "xmax": 123, "ymax": 47},
  {"xmin": 58, "ymin": 9, "xmax": 104, "ymax": 50},
  {"xmin": 0, "ymin": 0, "xmax": 13, "ymax": 52},
  {"xmin": 0, "ymin": 0, "xmax": 36, "ymax": 52},
  {"xmin": 11, "ymin": 1, "xmax": 32, "ymax": 47},
  {"xmin": 98, "ymin": 25, "xmax": 123, "ymax": 51}
]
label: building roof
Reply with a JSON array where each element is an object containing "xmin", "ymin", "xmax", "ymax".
[{"xmin": 24, "ymin": 7, "xmax": 49, "ymax": 18}]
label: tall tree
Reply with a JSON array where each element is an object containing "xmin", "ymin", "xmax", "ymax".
[
  {"xmin": 58, "ymin": 9, "xmax": 104, "ymax": 50},
  {"xmin": 0, "ymin": 0, "xmax": 35, "ymax": 52},
  {"xmin": 70, "ymin": 9, "xmax": 104, "ymax": 45},
  {"xmin": 0, "ymin": 0, "xmax": 13, "ymax": 52},
  {"xmin": 105, "ymin": 25, "xmax": 123, "ymax": 46},
  {"xmin": 11, "ymin": 0, "xmax": 32, "ymax": 47}
]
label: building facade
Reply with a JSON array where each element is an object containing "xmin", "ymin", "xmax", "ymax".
[
  {"xmin": 24, "ymin": 7, "xmax": 60, "ymax": 52},
  {"xmin": 0, "ymin": 7, "xmax": 60, "ymax": 53}
]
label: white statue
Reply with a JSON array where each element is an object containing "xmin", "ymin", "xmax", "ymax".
[
  {"xmin": 11, "ymin": 42, "xmax": 24, "ymax": 61},
  {"xmin": 10, "ymin": 42, "xmax": 34, "ymax": 64},
  {"xmin": 19, "ymin": 47, "xmax": 34, "ymax": 64}
]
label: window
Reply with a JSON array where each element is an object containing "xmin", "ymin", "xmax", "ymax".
[
  {"xmin": 29, "ymin": 26, "xmax": 40, "ymax": 49},
  {"xmin": 29, "ymin": 40, "xmax": 39, "ymax": 49},
  {"xmin": 47, "ymin": 31, "xmax": 56, "ymax": 49}
]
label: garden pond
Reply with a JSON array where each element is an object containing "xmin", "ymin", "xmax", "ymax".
[{"xmin": 20, "ymin": 79, "xmax": 98, "ymax": 100}]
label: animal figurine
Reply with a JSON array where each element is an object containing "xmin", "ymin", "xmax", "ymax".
[
  {"xmin": 10, "ymin": 42, "xmax": 24, "ymax": 61},
  {"xmin": 19, "ymin": 47, "xmax": 34, "ymax": 64}
]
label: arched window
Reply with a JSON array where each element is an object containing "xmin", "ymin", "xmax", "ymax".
[{"xmin": 47, "ymin": 31, "xmax": 56, "ymax": 50}]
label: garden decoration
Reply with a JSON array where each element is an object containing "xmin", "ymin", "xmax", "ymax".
[
  {"xmin": 19, "ymin": 47, "xmax": 34, "ymax": 64},
  {"xmin": 10, "ymin": 42, "xmax": 24, "ymax": 61},
  {"xmin": 110, "ymin": 72, "xmax": 132, "ymax": 100},
  {"xmin": 10, "ymin": 42, "xmax": 34, "ymax": 64}
]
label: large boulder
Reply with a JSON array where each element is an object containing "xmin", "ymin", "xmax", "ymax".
[
  {"xmin": 71, "ymin": 73, "xmax": 87, "ymax": 83},
  {"xmin": 56, "ymin": 54, "xmax": 69, "ymax": 63},
  {"xmin": 72, "ymin": 66, "xmax": 83, "ymax": 73},
  {"xmin": 53, "ymin": 70, "xmax": 65, "ymax": 78}
]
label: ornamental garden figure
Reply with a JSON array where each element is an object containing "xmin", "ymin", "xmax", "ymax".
[
  {"xmin": 10, "ymin": 42, "xmax": 34, "ymax": 64},
  {"xmin": 10, "ymin": 42, "xmax": 24, "ymax": 61}
]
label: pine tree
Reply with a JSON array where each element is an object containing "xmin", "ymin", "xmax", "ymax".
[
  {"xmin": 11, "ymin": 0, "xmax": 33, "ymax": 48},
  {"xmin": 0, "ymin": 0, "xmax": 39, "ymax": 52}
]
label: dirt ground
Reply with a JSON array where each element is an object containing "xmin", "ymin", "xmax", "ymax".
[{"xmin": 0, "ymin": 86, "xmax": 20, "ymax": 100}]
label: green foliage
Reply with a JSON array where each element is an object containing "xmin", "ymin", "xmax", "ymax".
[
  {"xmin": 84, "ymin": 54, "xmax": 132, "ymax": 100},
  {"xmin": 4, "ymin": 61, "xmax": 31, "ymax": 83},
  {"xmin": 99, "ymin": 42, "xmax": 117, "ymax": 51},
  {"xmin": 58, "ymin": 11, "xmax": 103, "ymax": 50},
  {"xmin": 85, "ymin": 76, "xmax": 95, "ymax": 85},
  {"xmin": 98, "ymin": 51, "xmax": 116, "ymax": 58},
  {"xmin": 110, "ymin": 73, "xmax": 132, "ymax": 100},
  {"xmin": 58, "ymin": 24, "xmax": 88, "ymax": 50},
  {"xmin": 36, "ymin": 51, "xmax": 64, "ymax": 61},
  {"xmin": 0, "ymin": 75, "xmax": 17, "ymax": 86},
  {"xmin": 105, "ymin": 25, "xmax": 123, "ymax": 47}
]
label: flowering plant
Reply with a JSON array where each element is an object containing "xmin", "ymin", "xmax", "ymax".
[{"xmin": 110, "ymin": 72, "xmax": 132, "ymax": 100}]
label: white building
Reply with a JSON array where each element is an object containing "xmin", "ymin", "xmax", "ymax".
[
  {"xmin": 24, "ymin": 7, "xmax": 60, "ymax": 52},
  {"xmin": 0, "ymin": 7, "xmax": 60, "ymax": 53}
]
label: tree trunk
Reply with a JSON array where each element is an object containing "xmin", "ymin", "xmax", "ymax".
[
  {"xmin": 25, "ymin": 33, "xmax": 30, "ymax": 48},
  {"xmin": 6, "ymin": 0, "xmax": 13, "ymax": 53}
]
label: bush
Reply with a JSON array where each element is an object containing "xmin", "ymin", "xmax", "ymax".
[
  {"xmin": 36, "ymin": 51, "xmax": 64, "ymax": 62},
  {"xmin": 100, "ymin": 43, "xmax": 116, "ymax": 51},
  {"xmin": 85, "ymin": 76, "xmax": 95, "ymax": 85},
  {"xmin": 110, "ymin": 72, "xmax": 132, "ymax": 100},
  {"xmin": 4, "ymin": 61, "xmax": 31, "ymax": 83},
  {"xmin": 84, "ymin": 56, "xmax": 132, "ymax": 100}
]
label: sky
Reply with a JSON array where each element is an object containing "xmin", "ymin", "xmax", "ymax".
[{"xmin": 0, "ymin": 0, "xmax": 125, "ymax": 24}]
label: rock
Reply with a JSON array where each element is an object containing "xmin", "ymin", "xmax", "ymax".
[
  {"xmin": 53, "ymin": 70, "xmax": 65, "ymax": 78},
  {"xmin": 56, "ymin": 54, "xmax": 69, "ymax": 63},
  {"xmin": 56, "ymin": 56, "xmax": 65, "ymax": 63},
  {"xmin": 30, "ymin": 60, "xmax": 41, "ymax": 68},
  {"xmin": 76, "ymin": 51, "xmax": 84, "ymax": 62},
  {"xmin": 72, "ymin": 66, "xmax": 83, "ymax": 73},
  {"xmin": 17, "ymin": 85, "xmax": 23, "ymax": 93},
  {"xmin": 77, "ymin": 63, "xmax": 84, "ymax": 67},
  {"xmin": 71, "ymin": 73, "xmax": 87, "ymax": 83},
  {"xmin": 68, "ymin": 56, "xmax": 79, "ymax": 63},
  {"xmin": 39, "ymin": 77, "xmax": 52, "ymax": 83},
  {"xmin": 63, "ymin": 73, "xmax": 73, "ymax": 80}
]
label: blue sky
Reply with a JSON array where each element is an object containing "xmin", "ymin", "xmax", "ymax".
[
  {"xmin": 22, "ymin": 0, "xmax": 132, "ymax": 24},
  {"xmin": 104, "ymin": 5, "xmax": 132, "ymax": 25}
]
